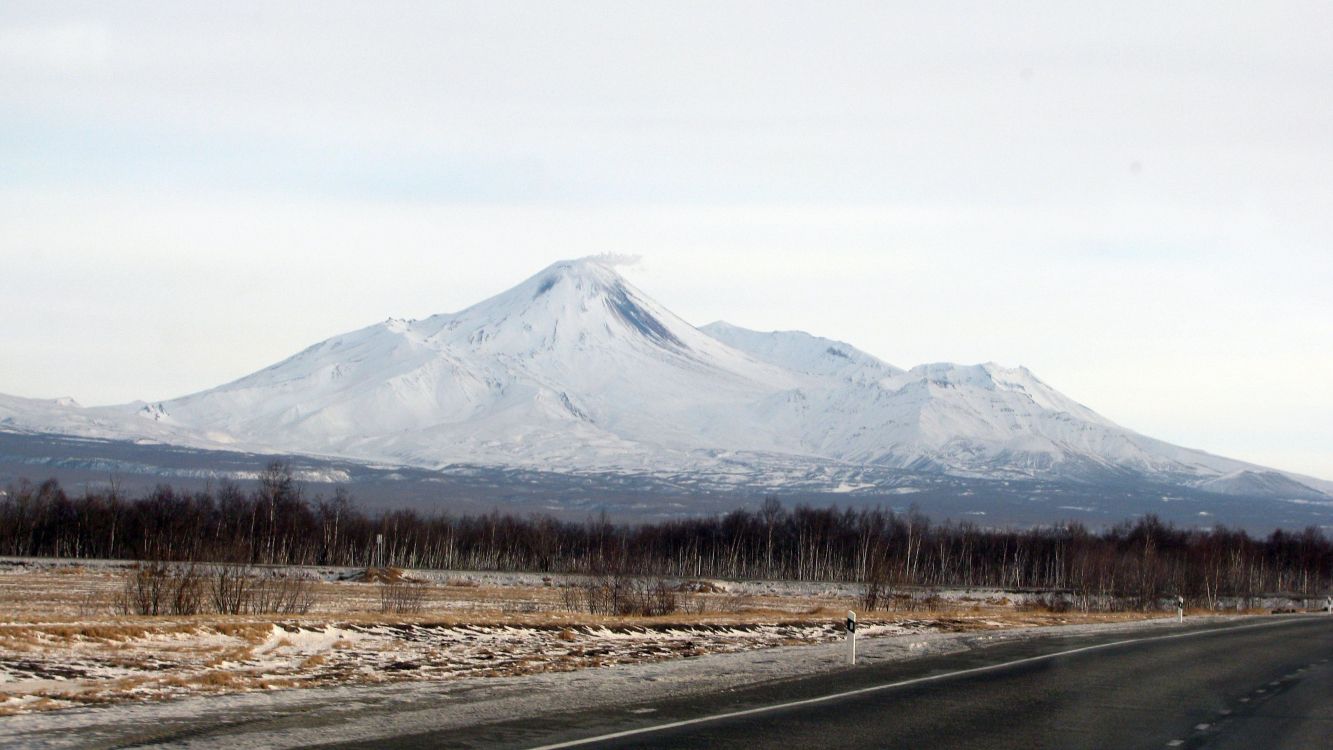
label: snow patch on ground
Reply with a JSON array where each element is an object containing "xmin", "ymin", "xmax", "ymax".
[{"xmin": 0, "ymin": 618, "xmax": 942, "ymax": 718}]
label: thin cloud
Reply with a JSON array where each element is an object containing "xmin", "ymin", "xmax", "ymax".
[{"xmin": 584, "ymin": 253, "xmax": 643, "ymax": 268}]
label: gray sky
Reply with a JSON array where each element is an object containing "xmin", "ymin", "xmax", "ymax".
[{"xmin": 2, "ymin": 2, "xmax": 1330, "ymax": 477}]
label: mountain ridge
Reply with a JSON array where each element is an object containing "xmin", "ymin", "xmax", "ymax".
[{"xmin": 1, "ymin": 256, "xmax": 1328, "ymax": 505}]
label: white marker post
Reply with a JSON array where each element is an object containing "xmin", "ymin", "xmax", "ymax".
[
  {"xmin": 1176, "ymin": 595, "xmax": 1185, "ymax": 623},
  {"xmin": 1325, "ymin": 595, "xmax": 1331, "ymax": 614},
  {"xmin": 846, "ymin": 610, "xmax": 857, "ymax": 665}
]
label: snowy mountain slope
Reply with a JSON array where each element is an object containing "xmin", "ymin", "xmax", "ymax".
[
  {"xmin": 699, "ymin": 321, "xmax": 903, "ymax": 383},
  {"xmin": 693, "ymin": 323, "xmax": 1196, "ymax": 478},
  {"xmin": 137, "ymin": 259, "xmax": 801, "ymax": 470},
  {"xmin": 1191, "ymin": 469, "xmax": 1330, "ymax": 498},
  {"xmin": 0, "ymin": 393, "xmax": 223, "ymax": 448},
  {"xmin": 1, "ymin": 256, "xmax": 1327, "ymax": 501}
]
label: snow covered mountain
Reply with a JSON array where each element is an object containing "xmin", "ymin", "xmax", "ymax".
[{"xmin": 1, "ymin": 257, "xmax": 1329, "ymax": 502}]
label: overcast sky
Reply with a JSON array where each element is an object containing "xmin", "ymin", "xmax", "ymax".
[{"xmin": 1, "ymin": 2, "xmax": 1330, "ymax": 477}]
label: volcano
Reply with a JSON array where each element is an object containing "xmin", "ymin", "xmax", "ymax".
[{"xmin": 1, "ymin": 257, "xmax": 1329, "ymax": 508}]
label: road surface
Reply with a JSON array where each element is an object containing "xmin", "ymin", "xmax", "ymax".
[{"xmin": 336, "ymin": 615, "xmax": 1331, "ymax": 750}]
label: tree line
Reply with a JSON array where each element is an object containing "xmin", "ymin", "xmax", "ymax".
[{"xmin": 2, "ymin": 464, "xmax": 1329, "ymax": 609}]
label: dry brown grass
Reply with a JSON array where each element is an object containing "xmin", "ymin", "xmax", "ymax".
[
  {"xmin": 5, "ymin": 567, "xmax": 798, "ymax": 626},
  {"xmin": 213, "ymin": 622, "xmax": 274, "ymax": 643},
  {"xmin": 68, "ymin": 624, "xmax": 162, "ymax": 641},
  {"xmin": 197, "ymin": 670, "xmax": 241, "ymax": 689},
  {"xmin": 108, "ymin": 676, "xmax": 148, "ymax": 691},
  {"xmin": 222, "ymin": 644, "xmax": 258, "ymax": 661},
  {"xmin": 0, "ymin": 631, "xmax": 41, "ymax": 650},
  {"xmin": 0, "ymin": 562, "xmax": 1279, "ymax": 720},
  {"xmin": 0, "ymin": 598, "xmax": 1186, "ymax": 637}
]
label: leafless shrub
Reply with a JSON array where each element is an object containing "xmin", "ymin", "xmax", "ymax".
[
  {"xmin": 250, "ymin": 571, "xmax": 315, "ymax": 615},
  {"xmin": 209, "ymin": 563, "xmax": 254, "ymax": 615},
  {"xmin": 580, "ymin": 573, "xmax": 625, "ymax": 615},
  {"xmin": 638, "ymin": 579, "xmax": 678, "ymax": 616},
  {"xmin": 861, "ymin": 557, "xmax": 897, "ymax": 612},
  {"xmin": 75, "ymin": 589, "xmax": 108, "ymax": 617},
  {"xmin": 881, "ymin": 590, "xmax": 942, "ymax": 613},
  {"xmin": 1019, "ymin": 592, "xmax": 1073, "ymax": 613},
  {"xmin": 678, "ymin": 592, "xmax": 706, "ymax": 615},
  {"xmin": 861, "ymin": 581, "xmax": 884, "ymax": 612},
  {"xmin": 560, "ymin": 581, "xmax": 583, "ymax": 612},
  {"xmin": 207, "ymin": 564, "xmax": 314, "ymax": 615},
  {"xmin": 118, "ymin": 561, "xmax": 203, "ymax": 615},
  {"xmin": 119, "ymin": 561, "xmax": 165, "ymax": 615},
  {"xmin": 712, "ymin": 593, "xmax": 754, "ymax": 614},
  {"xmin": 379, "ymin": 580, "xmax": 427, "ymax": 614},
  {"xmin": 171, "ymin": 564, "xmax": 204, "ymax": 615},
  {"xmin": 563, "ymin": 575, "xmax": 682, "ymax": 616}
]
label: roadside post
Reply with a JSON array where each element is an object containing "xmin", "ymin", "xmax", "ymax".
[
  {"xmin": 846, "ymin": 610, "xmax": 857, "ymax": 665},
  {"xmin": 1325, "ymin": 595, "xmax": 1331, "ymax": 614},
  {"xmin": 1176, "ymin": 595, "xmax": 1184, "ymax": 623}
]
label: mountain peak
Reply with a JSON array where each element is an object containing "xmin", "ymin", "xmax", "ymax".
[
  {"xmin": 426, "ymin": 256, "xmax": 693, "ymax": 356},
  {"xmin": 530, "ymin": 255, "xmax": 640, "ymax": 291},
  {"xmin": 537, "ymin": 254, "xmax": 621, "ymax": 278},
  {"xmin": 526, "ymin": 257, "xmax": 632, "ymax": 305}
]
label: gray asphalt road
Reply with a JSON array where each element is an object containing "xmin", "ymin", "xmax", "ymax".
[{"xmin": 343, "ymin": 615, "xmax": 1332, "ymax": 750}]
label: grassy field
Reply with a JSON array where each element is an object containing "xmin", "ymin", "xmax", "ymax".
[{"xmin": 0, "ymin": 559, "xmax": 1197, "ymax": 716}]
